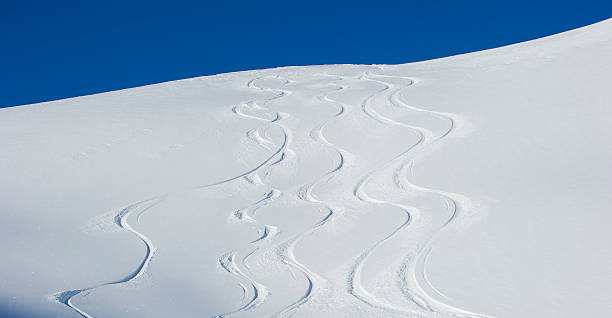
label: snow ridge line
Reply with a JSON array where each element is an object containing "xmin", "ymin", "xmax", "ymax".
[
  {"xmin": 270, "ymin": 74, "xmax": 352, "ymax": 317},
  {"xmin": 50, "ymin": 197, "xmax": 164, "ymax": 318},
  {"xmin": 214, "ymin": 75, "xmax": 291, "ymax": 318}
]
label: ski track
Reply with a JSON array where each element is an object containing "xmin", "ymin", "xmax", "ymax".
[
  {"xmin": 377, "ymin": 74, "xmax": 492, "ymax": 318},
  {"xmin": 270, "ymin": 74, "xmax": 352, "ymax": 317},
  {"xmin": 49, "ymin": 69, "xmax": 492, "ymax": 318},
  {"xmin": 52, "ymin": 74, "xmax": 292, "ymax": 318},
  {"xmin": 349, "ymin": 71, "xmax": 491, "ymax": 318},
  {"xmin": 214, "ymin": 75, "xmax": 293, "ymax": 317},
  {"xmin": 51, "ymin": 197, "xmax": 165, "ymax": 318},
  {"xmin": 347, "ymin": 72, "xmax": 432, "ymax": 317}
]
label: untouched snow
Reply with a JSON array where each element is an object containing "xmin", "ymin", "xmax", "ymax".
[{"xmin": 1, "ymin": 19, "xmax": 612, "ymax": 318}]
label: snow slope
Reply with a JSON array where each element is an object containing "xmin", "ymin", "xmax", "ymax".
[{"xmin": 1, "ymin": 19, "xmax": 612, "ymax": 318}]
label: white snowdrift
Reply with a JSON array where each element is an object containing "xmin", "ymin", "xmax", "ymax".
[{"xmin": 1, "ymin": 19, "xmax": 611, "ymax": 318}]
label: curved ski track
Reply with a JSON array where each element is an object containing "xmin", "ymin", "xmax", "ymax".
[
  {"xmin": 51, "ymin": 69, "xmax": 492, "ymax": 318},
  {"xmin": 348, "ymin": 71, "xmax": 491, "ymax": 318},
  {"xmin": 347, "ymin": 72, "xmax": 431, "ymax": 317},
  {"xmin": 52, "ymin": 75, "xmax": 292, "ymax": 318},
  {"xmin": 269, "ymin": 74, "xmax": 353, "ymax": 317},
  {"xmin": 52, "ymin": 197, "xmax": 165, "ymax": 318},
  {"xmin": 218, "ymin": 73, "xmax": 359, "ymax": 318},
  {"xmin": 214, "ymin": 75, "xmax": 293, "ymax": 318}
]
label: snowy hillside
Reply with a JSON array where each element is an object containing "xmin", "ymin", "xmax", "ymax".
[{"xmin": 1, "ymin": 19, "xmax": 611, "ymax": 318}]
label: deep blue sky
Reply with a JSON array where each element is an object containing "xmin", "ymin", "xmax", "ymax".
[{"xmin": 1, "ymin": 1, "xmax": 611, "ymax": 108}]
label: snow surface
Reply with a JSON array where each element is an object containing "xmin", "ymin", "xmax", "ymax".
[{"xmin": 1, "ymin": 19, "xmax": 612, "ymax": 318}]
